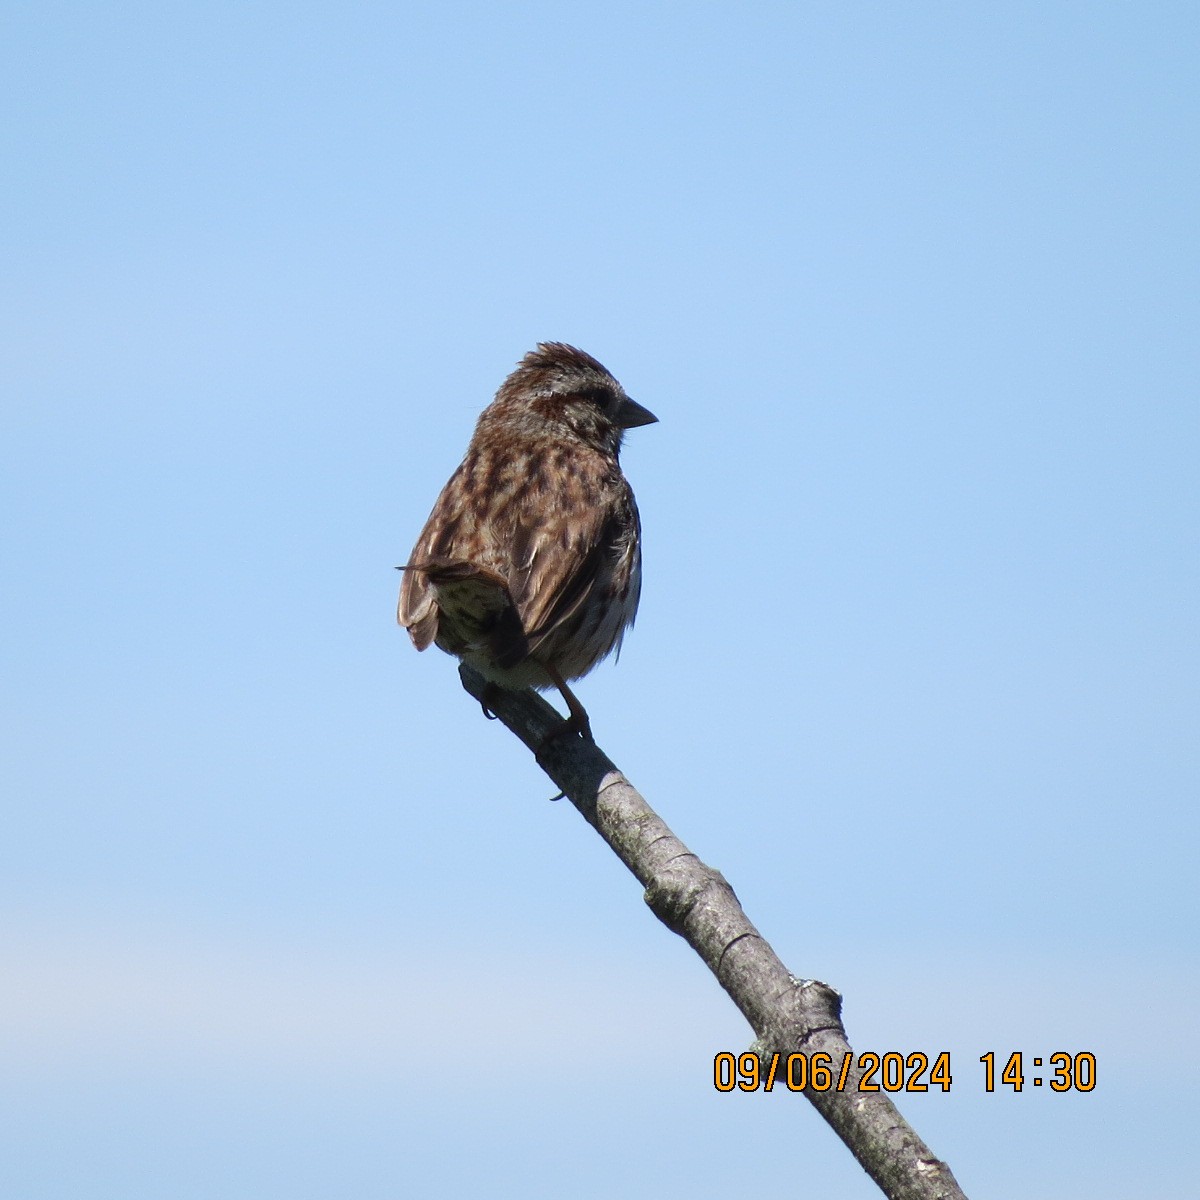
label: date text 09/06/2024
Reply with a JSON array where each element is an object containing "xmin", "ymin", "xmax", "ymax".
[{"xmin": 713, "ymin": 1050, "xmax": 1096, "ymax": 1094}]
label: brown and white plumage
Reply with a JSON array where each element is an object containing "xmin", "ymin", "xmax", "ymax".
[{"xmin": 398, "ymin": 343, "xmax": 656, "ymax": 739}]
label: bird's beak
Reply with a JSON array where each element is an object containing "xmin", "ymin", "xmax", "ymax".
[{"xmin": 616, "ymin": 396, "xmax": 658, "ymax": 428}]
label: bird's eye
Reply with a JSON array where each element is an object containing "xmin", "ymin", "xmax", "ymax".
[{"xmin": 577, "ymin": 383, "xmax": 618, "ymax": 415}]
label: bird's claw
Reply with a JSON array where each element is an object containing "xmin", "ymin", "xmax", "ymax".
[
  {"xmin": 480, "ymin": 682, "xmax": 503, "ymax": 721},
  {"xmin": 536, "ymin": 712, "xmax": 593, "ymax": 752}
]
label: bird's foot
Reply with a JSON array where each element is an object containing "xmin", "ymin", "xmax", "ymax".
[
  {"xmin": 538, "ymin": 665, "xmax": 594, "ymax": 746},
  {"xmin": 536, "ymin": 709, "xmax": 593, "ymax": 751}
]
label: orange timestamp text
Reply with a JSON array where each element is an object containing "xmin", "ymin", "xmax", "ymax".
[
  {"xmin": 714, "ymin": 1050, "xmax": 953, "ymax": 1093},
  {"xmin": 715, "ymin": 1050, "xmax": 1097, "ymax": 1093}
]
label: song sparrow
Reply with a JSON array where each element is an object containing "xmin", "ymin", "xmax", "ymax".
[{"xmin": 398, "ymin": 343, "xmax": 656, "ymax": 741}]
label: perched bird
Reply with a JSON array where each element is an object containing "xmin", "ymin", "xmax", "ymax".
[{"xmin": 398, "ymin": 343, "xmax": 656, "ymax": 741}]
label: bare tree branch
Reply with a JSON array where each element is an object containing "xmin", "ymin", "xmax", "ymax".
[{"xmin": 459, "ymin": 664, "xmax": 969, "ymax": 1200}]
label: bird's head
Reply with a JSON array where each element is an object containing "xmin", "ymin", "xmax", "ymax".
[{"xmin": 484, "ymin": 342, "xmax": 657, "ymax": 456}]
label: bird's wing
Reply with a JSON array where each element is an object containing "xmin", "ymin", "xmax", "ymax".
[
  {"xmin": 509, "ymin": 464, "xmax": 637, "ymax": 657},
  {"xmin": 398, "ymin": 457, "xmax": 530, "ymax": 666},
  {"xmin": 398, "ymin": 551, "xmax": 440, "ymax": 650},
  {"xmin": 398, "ymin": 461, "xmax": 474, "ymax": 649}
]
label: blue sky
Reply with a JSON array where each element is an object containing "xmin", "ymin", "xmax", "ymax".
[{"xmin": 2, "ymin": 2, "xmax": 1196, "ymax": 1196}]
